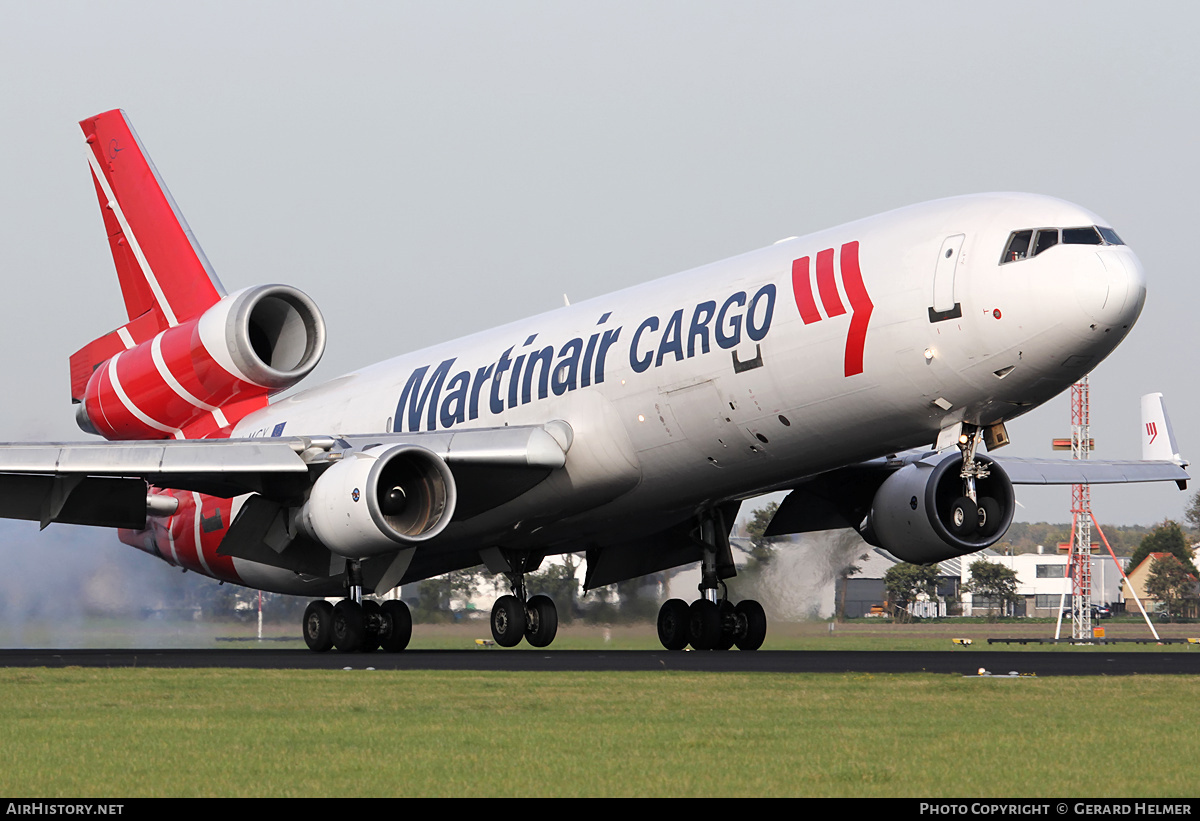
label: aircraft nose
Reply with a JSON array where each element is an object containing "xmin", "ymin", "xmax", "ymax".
[{"xmin": 1074, "ymin": 247, "xmax": 1146, "ymax": 329}]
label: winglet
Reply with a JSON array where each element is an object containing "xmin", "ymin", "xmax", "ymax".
[{"xmin": 1141, "ymin": 393, "xmax": 1187, "ymax": 467}]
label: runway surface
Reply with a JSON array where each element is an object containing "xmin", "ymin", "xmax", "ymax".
[{"xmin": 3, "ymin": 648, "xmax": 1199, "ymax": 675}]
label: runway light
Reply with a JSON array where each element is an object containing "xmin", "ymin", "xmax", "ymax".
[
  {"xmin": 924, "ymin": 348, "xmax": 934, "ymax": 361},
  {"xmin": 637, "ymin": 414, "xmax": 645, "ymax": 422}
]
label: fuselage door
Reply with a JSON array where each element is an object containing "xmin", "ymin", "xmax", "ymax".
[{"xmin": 931, "ymin": 233, "xmax": 965, "ymax": 315}]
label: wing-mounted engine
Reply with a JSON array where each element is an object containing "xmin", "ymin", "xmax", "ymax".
[
  {"xmin": 295, "ymin": 445, "xmax": 457, "ymax": 559},
  {"xmin": 76, "ymin": 284, "xmax": 325, "ymax": 439},
  {"xmin": 863, "ymin": 453, "xmax": 1015, "ymax": 564}
]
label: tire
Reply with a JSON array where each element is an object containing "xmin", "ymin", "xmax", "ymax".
[
  {"xmin": 714, "ymin": 600, "xmax": 737, "ymax": 651},
  {"xmin": 657, "ymin": 599, "xmax": 690, "ymax": 651},
  {"xmin": 948, "ymin": 496, "xmax": 978, "ymax": 537},
  {"xmin": 378, "ymin": 600, "xmax": 412, "ymax": 652},
  {"xmin": 491, "ymin": 595, "xmax": 526, "ymax": 647},
  {"xmin": 735, "ymin": 599, "xmax": 767, "ymax": 651},
  {"xmin": 977, "ymin": 497, "xmax": 1002, "ymax": 537},
  {"xmin": 359, "ymin": 600, "xmax": 381, "ymax": 653},
  {"xmin": 688, "ymin": 599, "xmax": 722, "ymax": 651},
  {"xmin": 303, "ymin": 600, "xmax": 334, "ymax": 652},
  {"xmin": 525, "ymin": 594, "xmax": 558, "ymax": 648},
  {"xmin": 332, "ymin": 599, "xmax": 365, "ymax": 653}
]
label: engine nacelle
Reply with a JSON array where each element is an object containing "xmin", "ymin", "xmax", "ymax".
[
  {"xmin": 864, "ymin": 453, "xmax": 1015, "ymax": 564},
  {"xmin": 296, "ymin": 445, "xmax": 457, "ymax": 559},
  {"xmin": 80, "ymin": 284, "xmax": 325, "ymax": 439}
]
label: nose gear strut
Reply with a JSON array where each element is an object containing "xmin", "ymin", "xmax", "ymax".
[{"xmin": 949, "ymin": 423, "xmax": 1001, "ymax": 538}]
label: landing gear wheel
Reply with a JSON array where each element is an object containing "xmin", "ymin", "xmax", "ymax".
[
  {"xmin": 657, "ymin": 599, "xmax": 690, "ymax": 651},
  {"xmin": 378, "ymin": 600, "xmax": 412, "ymax": 652},
  {"xmin": 735, "ymin": 600, "xmax": 767, "ymax": 651},
  {"xmin": 303, "ymin": 600, "xmax": 334, "ymax": 652},
  {"xmin": 714, "ymin": 600, "xmax": 737, "ymax": 650},
  {"xmin": 688, "ymin": 599, "xmax": 722, "ymax": 650},
  {"xmin": 359, "ymin": 600, "xmax": 381, "ymax": 652},
  {"xmin": 976, "ymin": 497, "xmax": 1001, "ymax": 538},
  {"xmin": 948, "ymin": 496, "xmax": 978, "ymax": 537},
  {"xmin": 332, "ymin": 599, "xmax": 364, "ymax": 653},
  {"xmin": 525, "ymin": 594, "xmax": 558, "ymax": 648},
  {"xmin": 491, "ymin": 594, "xmax": 526, "ymax": 647}
]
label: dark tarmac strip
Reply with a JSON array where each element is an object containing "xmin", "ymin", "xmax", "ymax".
[{"xmin": 2, "ymin": 648, "xmax": 1200, "ymax": 675}]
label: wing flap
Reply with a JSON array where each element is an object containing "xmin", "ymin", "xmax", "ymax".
[{"xmin": 0, "ymin": 474, "xmax": 148, "ymax": 529}]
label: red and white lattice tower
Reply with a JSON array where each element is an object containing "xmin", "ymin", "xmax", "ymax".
[
  {"xmin": 1055, "ymin": 377, "xmax": 1160, "ymax": 641},
  {"xmin": 1067, "ymin": 378, "xmax": 1094, "ymax": 639}
]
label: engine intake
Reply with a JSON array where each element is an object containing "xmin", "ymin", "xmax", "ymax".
[
  {"xmin": 297, "ymin": 445, "xmax": 457, "ymax": 559},
  {"xmin": 79, "ymin": 284, "xmax": 325, "ymax": 439},
  {"xmin": 213, "ymin": 284, "xmax": 326, "ymax": 390},
  {"xmin": 864, "ymin": 453, "xmax": 1015, "ymax": 564}
]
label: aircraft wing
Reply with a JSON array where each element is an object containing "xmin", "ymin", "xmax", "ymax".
[
  {"xmin": 766, "ymin": 449, "xmax": 1189, "ymax": 542},
  {"xmin": 0, "ymin": 424, "xmax": 569, "ymax": 529},
  {"xmin": 999, "ymin": 391, "xmax": 1188, "ymax": 488},
  {"xmin": 994, "ymin": 457, "xmax": 1188, "ymax": 487}
]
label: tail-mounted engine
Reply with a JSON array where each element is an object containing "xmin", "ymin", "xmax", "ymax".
[
  {"xmin": 295, "ymin": 445, "xmax": 457, "ymax": 559},
  {"xmin": 862, "ymin": 453, "xmax": 1015, "ymax": 564},
  {"xmin": 76, "ymin": 284, "xmax": 325, "ymax": 439}
]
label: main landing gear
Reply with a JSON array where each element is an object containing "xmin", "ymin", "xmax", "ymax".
[
  {"xmin": 491, "ymin": 570, "xmax": 558, "ymax": 648},
  {"xmin": 303, "ymin": 560, "xmax": 413, "ymax": 653},
  {"xmin": 656, "ymin": 590, "xmax": 766, "ymax": 651},
  {"xmin": 656, "ymin": 507, "xmax": 767, "ymax": 651}
]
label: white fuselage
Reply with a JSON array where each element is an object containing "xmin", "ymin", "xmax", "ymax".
[{"xmin": 229, "ymin": 193, "xmax": 1145, "ymax": 571}]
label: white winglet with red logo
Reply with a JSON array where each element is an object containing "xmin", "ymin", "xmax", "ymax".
[{"xmin": 1141, "ymin": 392, "xmax": 1186, "ymax": 466}]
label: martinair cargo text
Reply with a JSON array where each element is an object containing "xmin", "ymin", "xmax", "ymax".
[{"xmin": 0, "ymin": 110, "xmax": 1187, "ymax": 652}]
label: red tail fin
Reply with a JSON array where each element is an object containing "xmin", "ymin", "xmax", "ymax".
[
  {"xmin": 79, "ymin": 109, "xmax": 225, "ymax": 326},
  {"xmin": 72, "ymin": 110, "xmax": 227, "ymax": 402}
]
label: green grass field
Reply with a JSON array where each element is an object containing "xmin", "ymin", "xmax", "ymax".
[
  {"xmin": 1, "ymin": 667, "xmax": 1197, "ymax": 797},
  {"xmin": 4, "ymin": 618, "xmax": 1198, "ymax": 797}
]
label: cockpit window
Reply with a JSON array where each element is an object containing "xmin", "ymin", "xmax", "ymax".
[
  {"xmin": 1063, "ymin": 227, "xmax": 1102, "ymax": 245},
  {"xmin": 1033, "ymin": 228, "xmax": 1059, "ymax": 256},
  {"xmin": 999, "ymin": 224, "xmax": 1126, "ymax": 264},
  {"xmin": 1002, "ymin": 230, "xmax": 1032, "ymax": 262}
]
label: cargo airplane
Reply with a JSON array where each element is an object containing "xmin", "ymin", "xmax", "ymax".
[{"xmin": 0, "ymin": 110, "xmax": 1187, "ymax": 652}]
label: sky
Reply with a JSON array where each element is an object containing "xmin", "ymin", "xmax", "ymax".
[{"xmin": 0, "ymin": 2, "xmax": 1196, "ymax": 611}]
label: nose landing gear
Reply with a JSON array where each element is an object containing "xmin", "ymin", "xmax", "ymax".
[{"xmin": 954, "ymin": 424, "xmax": 1002, "ymax": 539}]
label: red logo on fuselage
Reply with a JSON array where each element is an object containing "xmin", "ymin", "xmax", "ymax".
[{"xmin": 790, "ymin": 240, "xmax": 873, "ymax": 377}]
